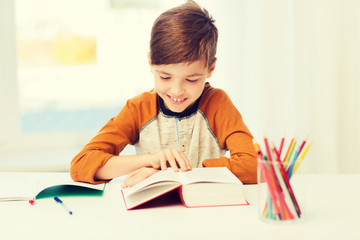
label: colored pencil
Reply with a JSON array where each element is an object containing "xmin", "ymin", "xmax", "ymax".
[
  {"xmin": 252, "ymin": 138, "xmax": 263, "ymax": 157},
  {"xmin": 284, "ymin": 138, "xmax": 297, "ymax": 168},
  {"xmin": 296, "ymin": 137, "xmax": 307, "ymax": 158},
  {"xmin": 273, "ymin": 147, "xmax": 301, "ymax": 217},
  {"xmin": 263, "ymin": 136, "xmax": 273, "ymax": 162},
  {"xmin": 293, "ymin": 141, "xmax": 311, "ymax": 174},
  {"xmin": 282, "ymin": 137, "xmax": 295, "ymax": 162},
  {"xmin": 259, "ymin": 157, "xmax": 282, "ymax": 220},
  {"xmin": 255, "ymin": 135, "xmax": 309, "ymax": 221}
]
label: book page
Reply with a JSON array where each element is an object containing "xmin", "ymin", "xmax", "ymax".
[
  {"xmin": 122, "ymin": 169, "xmax": 181, "ymax": 196},
  {"xmin": 177, "ymin": 167, "xmax": 242, "ymax": 185}
]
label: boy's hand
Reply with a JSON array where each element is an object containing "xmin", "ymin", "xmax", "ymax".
[
  {"xmin": 150, "ymin": 149, "xmax": 192, "ymax": 172},
  {"xmin": 122, "ymin": 167, "xmax": 159, "ymax": 188}
]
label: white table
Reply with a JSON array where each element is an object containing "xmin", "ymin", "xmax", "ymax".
[{"xmin": 0, "ymin": 173, "xmax": 359, "ymax": 240}]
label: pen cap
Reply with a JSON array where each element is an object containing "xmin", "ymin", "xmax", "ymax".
[{"xmin": 257, "ymin": 157, "xmax": 306, "ymax": 224}]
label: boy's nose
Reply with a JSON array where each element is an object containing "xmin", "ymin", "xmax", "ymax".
[{"xmin": 171, "ymin": 81, "xmax": 184, "ymax": 96}]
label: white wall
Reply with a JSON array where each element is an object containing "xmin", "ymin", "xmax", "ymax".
[{"xmin": 200, "ymin": 0, "xmax": 360, "ymax": 173}]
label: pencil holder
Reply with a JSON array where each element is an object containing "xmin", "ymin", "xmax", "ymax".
[{"xmin": 257, "ymin": 157, "xmax": 305, "ymax": 223}]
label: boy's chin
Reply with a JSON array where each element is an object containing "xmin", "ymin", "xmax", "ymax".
[
  {"xmin": 164, "ymin": 101, "xmax": 189, "ymax": 113},
  {"xmin": 168, "ymin": 106, "xmax": 186, "ymax": 113}
]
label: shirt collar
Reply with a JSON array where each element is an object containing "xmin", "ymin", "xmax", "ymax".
[{"xmin": 158, "ymin": 95, "xmax": 201, "ymax": 118}]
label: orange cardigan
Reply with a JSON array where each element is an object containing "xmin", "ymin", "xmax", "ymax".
[{"xmin": 70, "ymin": 83, "xmax": 257, "ymax": 184}]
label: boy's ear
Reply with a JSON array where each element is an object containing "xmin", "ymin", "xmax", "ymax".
[
  {"xmin": 147, "ymin": 52, "xmax": 153, "ymax": 73},
  {"xmin": 147, "ymin": 52, "xmax": 151, "ymax": 65},
  {"xmin": 207, "ymin": 58, "xmax": 217, "ymax": 78}
]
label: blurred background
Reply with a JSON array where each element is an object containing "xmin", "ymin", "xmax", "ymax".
[{"xmin": 1, "ymin": 0, "xmax": 359, "ymax": 173}]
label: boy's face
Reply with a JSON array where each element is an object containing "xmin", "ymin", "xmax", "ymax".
[{"xmin": 151, "ymin": 59, "xmax": 216, "ymax": 113}]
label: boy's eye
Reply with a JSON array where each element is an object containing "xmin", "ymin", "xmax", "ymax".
[
  {"xmin": 186, "ymin": 79, "xmax": 198, "ymax": 83},
  {"xmin": 160, "ymin": 76, "xmax": 171, "ymax": 80}
]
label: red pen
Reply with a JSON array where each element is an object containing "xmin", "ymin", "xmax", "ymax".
[{"xmin": 29, "ymin": 198, "xmax": 35, "ymax": 205}]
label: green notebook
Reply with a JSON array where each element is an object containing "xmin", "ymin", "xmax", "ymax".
[{"xmin": 36, "ymin": 183, "xmax": 105, "ymax": 199}]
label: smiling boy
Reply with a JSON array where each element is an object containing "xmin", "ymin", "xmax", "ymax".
[{"xmin": 70, "ymin": 1, "xmax": 257, "ymax": 187}]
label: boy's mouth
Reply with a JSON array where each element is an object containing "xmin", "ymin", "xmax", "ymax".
[{"xmin": 167, "ymin": 95, "xmax": 187, "ymax": 105}]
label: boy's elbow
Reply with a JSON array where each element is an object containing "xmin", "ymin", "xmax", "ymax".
[
  {"xmin": 70, "ymin": 156, "xmax": 82, "ymax": 182},
  {"xmin": 69, "ymin": 151, "xmax": 113, "ymax": 184},
  {"xmin": 69, "ymin": 152, "xmax": 90, "ymax": 182}
]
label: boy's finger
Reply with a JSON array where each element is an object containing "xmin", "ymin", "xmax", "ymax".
[
  {"xmin": 122, "ymin": 175, "xmax": 132, "ymax": 188},
  {"xmin": 122, "ymin": 168, "xmax": 142, "ymax": 187},
  {"xmin": 124, "ymin": 173, "xmax": 144, "ymax": 188},
  {"xmin": 165, "ymin": 150, "xmax": 179, "ymax": 172},
  {"xmin": 172, "ymin": 149, "xmax": 189, "ymax": 171},
  {"xmin": 159, "ymin": 152, "xmax": 167, "ymax": 170},
  {"xmin": 179, "ymin": 151, "xmax": 191, "ymax": 170},
  {"xmin": 122, "ymin": 172, "xmax": 133, "ymax": 187}
]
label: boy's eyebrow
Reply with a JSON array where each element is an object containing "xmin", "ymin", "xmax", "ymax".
[
  {"xmin": 155, "ymin": 70, "xmax": 172, "ymax": 75},
  {"xmin": 186, "ymin": 73, "xmax": 204, "ymax": 77},
  {"xmin": 155, "ymin": 70, "xmax": 204, "ymax": 77}
]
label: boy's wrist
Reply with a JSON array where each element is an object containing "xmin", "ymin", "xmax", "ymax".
[{"xmin": 144, "ymin": 153, "xmax": 159, "ymax": 169}]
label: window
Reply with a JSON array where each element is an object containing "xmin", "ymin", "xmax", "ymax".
[
  {"xmin": 0, "ymin": 0, "xmax": 184, "ymax": 170},
  {"xmin": 15, "ymin": 0, "xmax": 184, "ymax": 134}
]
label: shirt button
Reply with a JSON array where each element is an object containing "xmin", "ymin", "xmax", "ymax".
[{"xmin": 180, "ymin": 144, "xmax": 185, "ymax": 152}]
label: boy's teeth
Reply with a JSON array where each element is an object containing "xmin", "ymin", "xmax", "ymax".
[{"xmin": 171, "ymin": 97, "xmax": 184, "ymax": 102}]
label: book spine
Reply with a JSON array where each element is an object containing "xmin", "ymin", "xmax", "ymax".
[{"xmin": 178, "ymin": 185, "xmax": 187, "ymax": 207}]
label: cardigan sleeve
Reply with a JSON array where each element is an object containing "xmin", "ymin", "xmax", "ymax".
[
  {"xmin": 70, "ymin": 99, "xmax": 141, "ymax": 184},
  {"xmin": 200, "ymin": 87, "xmax": 257, "ymax": 184},
  {"xmin": 202, "ymin": 136, "xmax": 258, "ymax": 184}
]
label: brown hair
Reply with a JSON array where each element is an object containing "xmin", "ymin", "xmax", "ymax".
[{"xmin": 150, "ymin": 0, "xmax": 218, "ymax": 69}]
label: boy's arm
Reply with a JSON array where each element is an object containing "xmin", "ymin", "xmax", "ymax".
[
  {"xmin": 93, "ymin": 148, "xmax": 191, "ymax": 182},
  {"xmin": 93, "ymin": 155, "xmax": 155, "ymax": 181},
  {"xmin": 70, "ymin": 99, "xmax": 142, "ymax": 184}
]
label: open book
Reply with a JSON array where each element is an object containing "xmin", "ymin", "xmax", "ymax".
[
  {"xmin": 0, "ymin": 172, "xmax": 105, "ymax": 202},
  {"xmin": 121, "ymin": 167, "xmax": 248, "ymax": 210}
]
